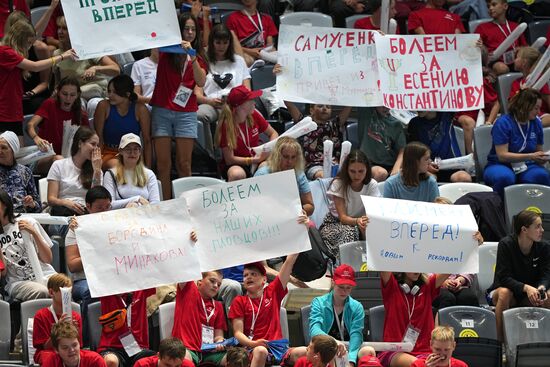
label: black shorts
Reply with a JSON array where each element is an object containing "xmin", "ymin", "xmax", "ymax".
[{"xmin": 0, "ymin": 121, "xmax": 23, "ymax": 136}]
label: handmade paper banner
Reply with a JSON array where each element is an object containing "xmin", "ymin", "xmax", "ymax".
[
  {"xmin": 361, "ymin": 196, "xmax": 479, "ymax": 273},
  {"xmin": 76, "ymin": 199, "xmax": 201, "ymax": 297},
  {"xmin": 61, "ymin": 0, "xmax": 182, "ymax": 59},
  {"xmin": 276, "ymin": 24, "xmax": 381, "ymax": 106},
  {"xmin": 183, "ymin": 170, "xmax": 311, "ymax": 271},
  {"xmin": 376, "ymin": 34, "xmax": 483, "ymax": 111}
]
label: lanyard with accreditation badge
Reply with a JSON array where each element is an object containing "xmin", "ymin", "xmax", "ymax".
[
  {"xmin": 201, "ymin": 298, "xmax": 216, "ymax": 343},
  {"xmin": 247, "ymin": 294, "xmax": 264, "ymax": 339}
]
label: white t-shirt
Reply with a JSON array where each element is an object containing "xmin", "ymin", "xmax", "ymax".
[
  {"xmin": 203, "ymin": 55, "xmax": 250, "ymax": 99},
  {"xmin": 46, "ymin": 158, "xmax": 88, "ymax": 205},
  {"xmin": 130, "ymin": 57, "xmax": 158, "ymax": 99},
  {"xmin": 103, "ymin": 168, "xmax": 161, "ymax": 209},
  {"xmin": 1, "ymin": 217, "xmax": 55, "ymax": 293},
  {"xmin": 327, "ymin": 178, "xmax": 380, "ymax": 218},
  {"xmin": 65, "ymin": 229, "xmax": 86, "ymax": 281}
]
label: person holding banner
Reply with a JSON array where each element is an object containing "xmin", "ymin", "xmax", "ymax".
[
  {"xmin": 309, "ymin": 264, "xmax": 376, "ymax": 367},
  {"xmin": 150, "ymin": 13, "xmax": 207, "ymax": 200},
  {"xmin": 483, "ymin": 88, "xmax": 550, "ymax": 195},
  {"xmin": 27, "ymin": 76, "xmax": 89, "ymax": 175},
  {"xmin": 42, "ymin": 322, "xmax": 106, "ymax": 367},
  {"xmin": 0, "ymin": 130, "xmax": 41, "ymax": 212},
  {"xmin": 214, "ymin": 85, "xmax": 278, "ymax": 181},
  {"xmin": 32, "ymin": 273, "xmax": 83, "ymax": 365},
  {"xmin": 0, "ymin": 18, "xmax": 75, "ymax": 137},
  {"xmin": 172, "ymin": 270, "xmax": 228, "ymax": 366},
  {"xmin": 229, "ymin": 257, "xmax": 307, "ymax": 367},
  {"xmin": 319, "ymin": 150, "xmax": 380, "ymax": 261},
  {"xmin": 408, "ymin": 0, "xmax": 464, "ymax": 35},
  {"xmin": 254, "ymin": 137, "xmax": 314, "ymax": 216},
  {"xmin": 47, "ymin": 126, "xmax": 103, "ymax": 216},
  {"xmin": 378, "ymin": 271, "xmax": 449, "ymax": 367},
  {"xmin": 383, "ymin": 142, "xmax": 439, "ymax": 203},
  {"xmin": 0, "ymin": 189, "xmax": 55, "ymax": 301}
]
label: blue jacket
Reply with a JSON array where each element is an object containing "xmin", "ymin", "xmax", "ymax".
[{"xmin": 309, "ymin": 291, "xmax": 364, "ymax": 363}]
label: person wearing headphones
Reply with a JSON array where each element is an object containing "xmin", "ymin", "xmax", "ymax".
[{"xmin": 377, "ymin": 272, "xmax": 450, "ymax": 367}]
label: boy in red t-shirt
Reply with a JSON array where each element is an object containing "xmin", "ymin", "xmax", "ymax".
[
  {"xmin": 408, "ymin": 0, "xmax": 464, "ymax": 34},
  {"xmin": 294, "ymin": 335, "xmax": 338, "ymax": 367},
  {"xmin": 354, "ymin": 0, "xmax": 398, "ymax": 33},
  {"xmin": 134, "ymin": 337, "xmax": 196, "ymax": 367},
  {"xmin": 476, "ymin": 0, "xmax": 527, "ymax": 75},
  {"xmin": 42, "ymin": 322, "xmax": 106, "ymax": 367},
  {"xmin": 33, "ymin": 273, "xmax": 83, "ymax": 365},
  {"xmin": 228, "ymin": 255, "xmax": 307, "ymax": 367},
  {"xmin": 410, "ymin": 326, "xmax": 468, "ymax": 367},
  {"xmin": 172, "ymin": 270, "xmax": 228, "ymax": 366}
]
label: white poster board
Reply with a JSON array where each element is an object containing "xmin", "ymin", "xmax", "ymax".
[
  {"xmin": 61, "ymin": 0, "xmax": 181, "ymax": 59},
  {"xmin": 361, "ymin": 196, "xmax": 479, "ymax": 273},
  {"xmin": 183, "ymin": 170, "xmax": 311, "ymax": 271},
  {"xmin": 376, "ymin": 34, "xmax": 483, "ymax": 111},
  {"xmin": 76, "ymin": 199, "xmax": 201, "ymax": 297},
  {"xmin": 276, "ymin": 24, "xmax": 382, "ymax": 106}
]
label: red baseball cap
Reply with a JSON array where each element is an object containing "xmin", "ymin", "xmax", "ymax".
[
  {"xmin": 332, "ymin": 264, "xmax": 356, "ymax": 286},
  {"xmin": 227, "ymin": 85, "xmax": 262, "ymax": 108},
  {"xmin": 358, "ymin": 356, "xmax": 382, "ymax": 367},
  {"xmin": 244, "ymin": 261, "xmax": 266, "ymax": 276}
]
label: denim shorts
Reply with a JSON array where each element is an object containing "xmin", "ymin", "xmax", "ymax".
[{"xmin": 152, "ymin": 107, "xmax": 198, "ymax": 138}]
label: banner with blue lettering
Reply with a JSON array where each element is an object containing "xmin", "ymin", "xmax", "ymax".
[
  {"xmin": 361, "ymin": 196, "xmax": 479, "ymax": 273},
  {"xmin": 183, "ymin": 170, "xmax": 311, "ymax": 272},
  {"xmin": 61, "ymin": 0, "xmax": 181, "ymax": 59}
]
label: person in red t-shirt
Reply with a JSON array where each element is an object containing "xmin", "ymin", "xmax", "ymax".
[
  {"xmin": 150, "ymin": 13, "xmax": 207, "ymax": 200},
  {"xmin": 179, "ymin": 0, "xmax": 212, "ymax": 47},
  {"xmin": 228, "ymin": 254, "xmax": 307, "ymax": 367},
  {"xmin": 225, "ymin": 0, "xmax": 277, "ymax": 66},
  {"xmin": 0, "ymin": 17, "xmax": 75, "ymax": 137},
  {"xmin": 134, "ymin": 337, "xmax": 196, "ymax": 367},
  {"xmin": 98, "ymin": 288, "xmax": 157, "ymax": 367},
  {"xmin": 509, "ymin": 47, "xmax": 550, "ymax": 127},
  {"xmin": 0, "ymin": 0, "xmax": 29, "ymax": 38},
  {"xmin": 293, "ymin": 335, "xmax": 338, "ymax": 367},
  {"xmin": 214, "ymin": 85, "xmax": 278, "ymax": 181},
  {"xmin": 172, "ymin": 270, "xmax": 228, "ymax": 366},
  {"xmin": 476, "ymin": 0, "xmax": 527, "ymax": 75},
  {"xmin": 354, "ymin": 0, "xmax": 398, "ymax": 33},
  {"xmin": 33, "ymin": 273, "xmax": 83, "ymax": 365},
  {"xmin": 408, "ymin": 0, "xmax": 464, "ymax": 35},
  {"xmin": 410, "ymin": 327, "xmax": 468, "ymax": 367},
  {"xmin": 42, "ymin": 322, "xmax": 106, "ymax": 367},
  {"xmin": 27, "ymin": 76, "xmax": 88, "ymax": 175},
  {"xmin": 377, "ymin": 272, "xmax": 449, "ymax": 367}
]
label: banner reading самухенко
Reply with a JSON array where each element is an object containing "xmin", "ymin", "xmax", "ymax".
[{"xmin": 61, "ymin": 0, "xmax": 181, "ymax": 59}]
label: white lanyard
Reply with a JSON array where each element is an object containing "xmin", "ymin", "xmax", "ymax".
[
  {"xmin": 403, "ymin": 293, "xmax": 417, "ymax": 322},
  {"xmin": 49, "ymin": 305, "xmax": 59, "ymax": 323},
  {"xmin": 238, "ymin": 122, "xmax": 253, "ymax": 156},
  {"xmin": 333, "ymin": 306, "xmax": 345, "ymax": 341},
  {"xmin": 495, "ymin": 21, "xmax": 517, "ymax": 48},
  {"xmin": 248, "ymin": 294, "xmax": 264, "ymax": 336},
  {"xmin": 516, "ymin": 121, "xmax": 530, "ymax": 152},
  {"xmin": 121, "ymin": 295, "xmax": 132, "ymax": 328},
  {"xmin": 180, "ymin": 55, "xmax": 190, "ymax": 84},
  {"xmin": 243, "ymin": 10, "xmax": 263, "ymax": 34},
  {"xmin": 201, "ymin": 298, "xmax": 216, "ymax": 324}
]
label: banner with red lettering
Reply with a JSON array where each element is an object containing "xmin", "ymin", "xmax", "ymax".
[
  {"xmin": 276, "ymin": 24, "xmax": 382, "ymax": 106},
  {"xmin": 376, "ymin": 34, "xmax": 483, "ymax": 111}
]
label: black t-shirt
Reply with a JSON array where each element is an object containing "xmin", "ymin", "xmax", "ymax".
[{"xmin": 328, "ymin": 311, "xmax": 349, "ymax": 341}]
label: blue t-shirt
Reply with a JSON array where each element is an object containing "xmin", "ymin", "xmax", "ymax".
[
  {"xmin": 254, "ymin": 166, "xmax": 311, "ymax": 194},
  {"xmin": 222, "ymin": 265, "xmax": 244, "ymax": 282},
  {"xmin": 487, "ymin": 114, "xmax": 544, "ymax": 165},
  {"xmin": 408, "ymin": 112, "xmax": 462, "ymax": 159},
  {"xmin": 383, "ymin": 172, "xmax": 439, "ymax": 202}
]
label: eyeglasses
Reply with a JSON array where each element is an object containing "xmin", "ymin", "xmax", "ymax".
[{"xmin": 184, "ymin": 26, "xmax": 197, "ymax": 32}]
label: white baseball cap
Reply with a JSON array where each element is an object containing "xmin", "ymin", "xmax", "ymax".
[{"xmin": 119, "ymin": 133, "xmax": 142, "ymax": 149}]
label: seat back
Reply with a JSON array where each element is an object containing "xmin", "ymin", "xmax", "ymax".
[
  {"xmin": 87, "ymin": 301, "xmax": 102, "ymax": 351},
  {"xmin": 300, "ymin": 305, "xmax": 311, "ymax": 344},
  {"xmin": 345, "ymin": 122, "xmax": 359, "ymax": 149},
  {"xmin": 368, "ymin": 305, "xmax": 385, "ymax": 342},
  {"xmin": 527, "ymin": 20, "xmax": 550, "ymax": 44},
  {"xmin": 544, "ymin": 127, "xmax": 550, "ymax": 152},
  {"xmin": 477, "ymin": 242, "xmax": 498, "ymax": 304},
  {"xmin": 30, "ymin": 6, "xmax": 49, "ymax": 26},
  {"xmin": 438, "ymin": 305, "xmax": 497, "ymax": 340},
  {"xmin": 122, "ymin": 62, "xmax": 134, "ymax": 76},
  {"xmin": 0, "ymin": 300, "xmax": 10, "ymax": 360},
  {"xmin": 438, "ymin": 182, "xmax": 493, "ymax": 203},
  {"xmin": 345, "ymin": 14, "xmax": 369, "ymax": 28},
  {"xmin": 158, "ymin": 301, "xmax": 175, "ymax": 340},
  {"xmin": 279, "ymin": 12, "xmax": 333, "ymax": 27},
  {"xmin": 472, "ymin": 124, "xmax": 493, "ymax": 180},
  {"xmin": 353, "ymin": 273, "xmax": 383, "ymax": 311},
  {"xmin": 250, "ymin": 65, "xmax": 275, "ymax": 91},
  {"xmin": 496, "ymin": 72, "xmax": 522, "ymax": 114},
  {"xmin": 503, "ymin": 307, "xmax": 550, "ymax": 367},
  {"xmin": 504, "ymin": 184, "xmax": 550, "ymax": 230},
  {"xmin": 468, "ymin": 18, "xmax": 491, "ymax": 32},
  {"xmin": 280, "ymin": 307, "xmax": 289, "ymax": 340},
  {"xmin": 453, "ymin": 126, "xmax": 466, "ymax": 156},
  {"xmin": 309, "ymin": 178, "xmax": 332, "ymax": 229},
  {"xmin": 339, "ymin": 241, "xmax": 366, "ymax": 272},
  {"xmin": 172, "ymin": 176, "xmax": 224, "ymax": 199},
  {"xmin": 39, "ymin": 178, "xmax": 48, "ymax": 205}
]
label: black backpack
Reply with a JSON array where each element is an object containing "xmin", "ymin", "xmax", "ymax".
[{"xmin": 291, "ymin": 227, "xmax": 336, "ymax": 282}]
